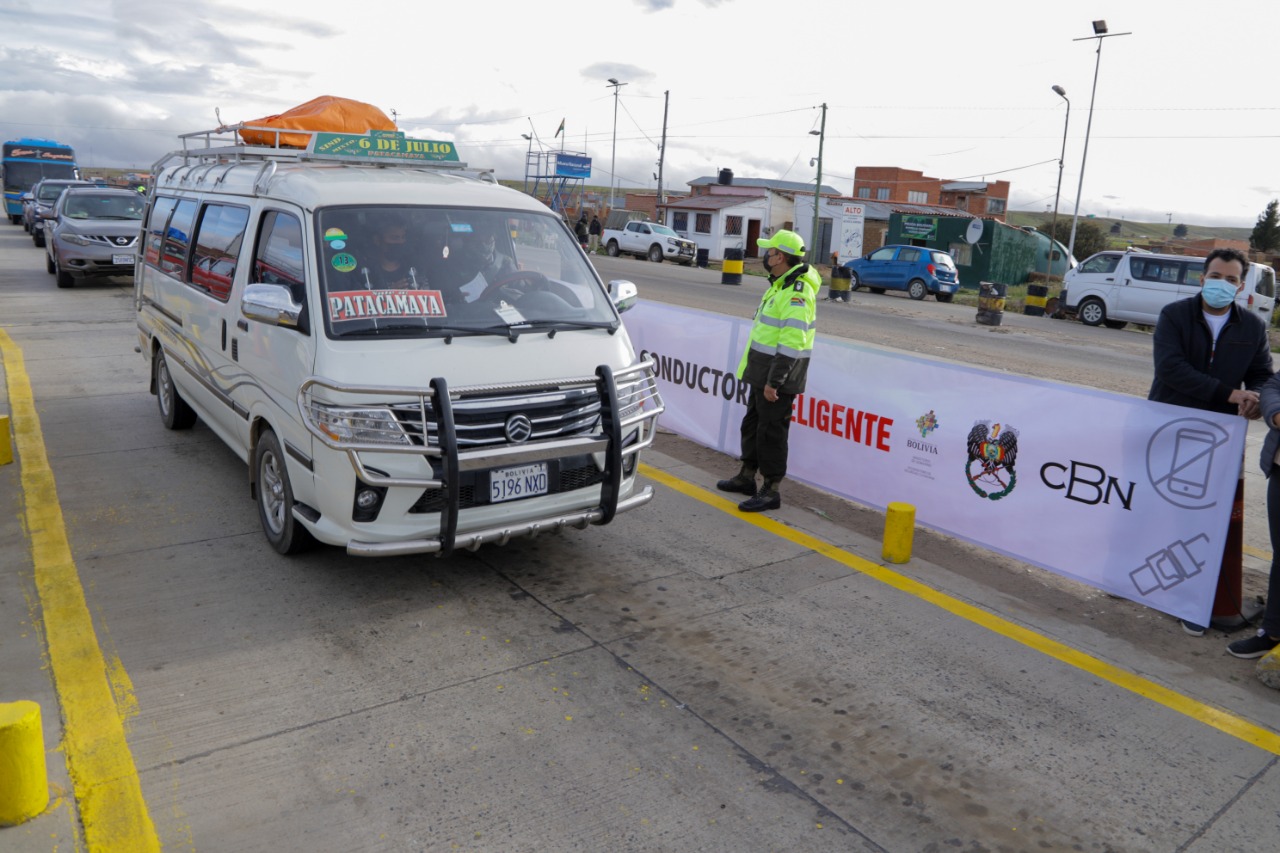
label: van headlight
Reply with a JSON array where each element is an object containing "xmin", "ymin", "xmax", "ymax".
[
  {"xmin": 63, "ymin": 233, "xmax": 93, "ymax": 246},
  {"xmin": 309, "ymin": 404, "xmax": 411, "ymax": 445}
]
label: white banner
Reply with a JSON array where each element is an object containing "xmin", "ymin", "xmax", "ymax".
[{"xmin": 628, "ymin": 302, "xmax": 1247, "ymax": 626}]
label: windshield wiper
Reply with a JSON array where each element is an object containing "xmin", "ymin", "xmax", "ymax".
[{"xmin": 521, "ymin": 319, "xmax": 619, "ymax": 337}]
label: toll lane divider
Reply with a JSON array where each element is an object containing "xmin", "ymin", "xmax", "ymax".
[
  {"xmin": 640, "ymin": 463, "xmax": 1280, "ymax": 757},
  {"xmin": 0, "ymin": 330, "xmax": 161, "ymax": 851}
]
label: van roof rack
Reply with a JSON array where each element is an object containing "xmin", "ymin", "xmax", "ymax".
[{"xmin": 151, "ymin": 125, "xmax": 483, "ymax": 177}]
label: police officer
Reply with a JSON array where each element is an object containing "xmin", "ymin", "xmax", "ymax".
[{"xmin": 716, "ymin": 230, "xmax": 820, "ymax": 511}]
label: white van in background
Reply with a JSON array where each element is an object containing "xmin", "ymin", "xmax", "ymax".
[
  {"xmin": 1243, "ymin": 261, "xmax": 1277, "ymax": 326},
  {"xmin": 1062, "ymin": 249, "xmax": 1275, "ymax": 329},
  {"xmin": 135, "ymin": 125, "xmax": 663, "ymax": 557}
]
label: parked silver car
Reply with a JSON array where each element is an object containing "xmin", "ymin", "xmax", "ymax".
[
  {"xmin": 28, "ymin": 179, "xmax": 93, "ymax": 246},
  {"xmin": 44, "ymin": 187, "xmax": 144, "ymax": 288}
]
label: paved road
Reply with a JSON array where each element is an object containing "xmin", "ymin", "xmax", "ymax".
[{"xmin": 2, "ymin": 228, "xmax": 1279, "ymax": 852}]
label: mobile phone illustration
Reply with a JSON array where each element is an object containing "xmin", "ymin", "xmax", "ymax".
[{"xmin": 1168, "ymin": 428, "xmax": 1216, "ymax": 499}]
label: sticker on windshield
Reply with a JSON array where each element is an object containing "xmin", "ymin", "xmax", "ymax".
[
  {"xmin": 328, "ymin": 289, "xmax": 448, "ymax": 322},
  {"xmin": 450, "ymin": 222, "xmax": 474, "ymax": 233},
  {"xmin": 324, "ymin": 228, "xmax": 348, "ymax": 249},
  {"xmin": 331, "ymin": 253, "xmax": 357, "ymax": 273}
]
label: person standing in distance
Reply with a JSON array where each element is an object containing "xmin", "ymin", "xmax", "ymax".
[
  {"xmin": 1148, "ymin": 246, "xmax": 1273, "ymax": 635},
  {"xmin": 588, "ymin": 214, "xmax": 602, "ymax": 253},
  {"xmin": 716, "ymin": 230, "xmax": 821, "ymax": 512}
]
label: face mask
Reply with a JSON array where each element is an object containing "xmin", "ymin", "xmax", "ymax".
[{"xmin": 1202, "ymin": 278, "xmax": 1239, "ymax": 309}]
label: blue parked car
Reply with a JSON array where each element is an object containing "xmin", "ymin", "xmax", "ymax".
[{"xmin": 844, "ymin": 245, "xmax": 960, "ymax": 302}]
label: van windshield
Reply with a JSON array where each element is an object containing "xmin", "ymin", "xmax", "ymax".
[{"xmin": 316, "ymin": 207, "xmax": 617, "ymax": 339}]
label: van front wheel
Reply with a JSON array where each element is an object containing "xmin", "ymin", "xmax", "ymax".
[
  {"xmin": 1078, "ymin": 298, "xmax": 1107, "ymax": 327},
  {"xmin": 256, "ymin": 430, "xmax": 313, "ymax": 555}
]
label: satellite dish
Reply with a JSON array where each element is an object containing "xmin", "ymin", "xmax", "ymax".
[{"xmin": 964, "ymin": 218, "xmax": 984, "ymax": 244}]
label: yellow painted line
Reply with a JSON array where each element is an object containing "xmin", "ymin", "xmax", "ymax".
[
  {"xmin": 641, "ymin": 463, "xmax": 1280, "ymax": 756},
  {"xmin": 0, "ymin": 330, "xmax": 161, "ymax": 850},
  {"xmin": 1243, "ymin": 543, "xmax": 1272, "ymax": 563}
]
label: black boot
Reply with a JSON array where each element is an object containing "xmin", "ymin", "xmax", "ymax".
[
  {"xmin": 716, "ymin": 464, "xmax": 757, "ymax": 496},
  {"xmin": 738, "ymin": 479, "xmax": 781, "ymax": 512}
]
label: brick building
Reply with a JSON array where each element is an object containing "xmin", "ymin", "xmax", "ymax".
[{"xmin": 852, "ymin": 167, "xmax": 1010, "ymax": 222}]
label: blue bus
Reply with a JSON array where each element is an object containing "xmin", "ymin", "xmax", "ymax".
[{"xmin": 3, "ymin": 138, "xmax": 79, "ymax": 223}]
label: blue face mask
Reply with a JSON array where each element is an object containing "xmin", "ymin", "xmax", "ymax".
[{"xmin": 1202, "ymin": 278, "xmax": 1239, "ymax": 309}]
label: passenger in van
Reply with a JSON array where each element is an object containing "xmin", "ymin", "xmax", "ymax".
[
  {"xmin": 1148, "ymin": 246, "xmax": 1274, "ymax": 636},
  {"xmin": 363, "ymin": 214, "xmax": 422, "ymax": 289}
]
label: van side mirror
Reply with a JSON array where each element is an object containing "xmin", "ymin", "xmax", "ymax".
[
  {"xmin": 242, "ymin": 283, "xmax": 303, "ymax": 328},
  {"xmin": 608, "ymin": 279, "xmax": 639, "ymax": 313}
]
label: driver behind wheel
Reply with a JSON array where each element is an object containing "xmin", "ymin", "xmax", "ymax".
[{"xmin": 455, "ymin": 219, "xmax": 518, "ymax": 294}]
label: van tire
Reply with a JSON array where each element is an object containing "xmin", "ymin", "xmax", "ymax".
[
  {"xmin": 907, "ymin": 279, "xmax": 927, "ymax": 300},
  {"xmin": 648, "ymin": 244, "xmax": 663, "ymax": 263},
  {"xmin": 155, "ymin": 352, "xmax": 197, "ymax": 430},
  {"xmin": 255, "ymin": 430, "xmax": 313, "ymax": 555},
  {"xmin": 1103, "ymin": 319, "xmax": 1128, "ymax": 330},
  {"xmin": 849, "ymin": 271, "xmax": 862, "ymax": 291},
  {"xmin": 606, "ymin": 240, "xmax": 620, "ymax": 257},
  {"xmin": 1078, "ymin": 298, "xmax": 1107, "ymax": 327},
  {"xmin": 46, "ymin": 252, "xmax": 55, "ymax": 274}
]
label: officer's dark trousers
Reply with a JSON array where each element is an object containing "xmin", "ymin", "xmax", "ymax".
[{"xmin": 739, "ymin": 385, "xmax": 795, "ymax": 482}]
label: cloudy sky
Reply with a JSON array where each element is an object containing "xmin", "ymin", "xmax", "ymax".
[{"xmin": 3, "ymin": 0, "xmax": 1277, "ymax": 227}]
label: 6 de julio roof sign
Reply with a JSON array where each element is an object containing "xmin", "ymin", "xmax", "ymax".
[{"xmin": 313, "ymin": 130, "xmax": 460, "ymax": 163}]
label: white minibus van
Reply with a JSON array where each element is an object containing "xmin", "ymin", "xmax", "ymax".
[
  {"xmin": 135, "ymin": 126, "xmax": 663, "ymax": 557},
  {"xmin": 1062, "ymin": 248, "xmax": 1275, "ymax": 329}
]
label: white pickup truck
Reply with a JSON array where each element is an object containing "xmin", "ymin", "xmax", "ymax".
[{"xmin": 603, "ymin": 219, "xmax": 697, "ymax": 265}]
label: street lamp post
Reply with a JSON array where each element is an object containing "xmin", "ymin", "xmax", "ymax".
[
  {"xmin": 1049, "ymin": 85, "xmax": 1070, "ymax": 272},
  {"xmin": 1066, "ymin": 20, "xmax": 1131, "ymax": 265},
  {"xmin": 606, "ymin": 77, "xmax": 627, "ymax": 211},
  {"xmin": 521, "ymin": 133, "xmax": 533, "ymax": 194},
  {"xmin": 809, "ymin": 102, "xmax": 827, "ymax": 265}
]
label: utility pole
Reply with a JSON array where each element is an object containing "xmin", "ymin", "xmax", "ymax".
[
  {"xmin": 656, "ymin": 90, "xmax": 669, "ymax": 224},
  {"xmin": 809, "ymin": 103, "xmax": 827, "ymax": 264}
]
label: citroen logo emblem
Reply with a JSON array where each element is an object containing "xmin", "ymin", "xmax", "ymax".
[{"xmin": 505, "ymin": 413, "xmax": 533, "ymax": 443}]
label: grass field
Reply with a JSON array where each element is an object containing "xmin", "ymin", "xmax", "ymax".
[{"xmin": 1005, "ymin": 210, "xmax": 1250, "ymax": 247}]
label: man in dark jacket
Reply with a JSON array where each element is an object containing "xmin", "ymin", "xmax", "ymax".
[
  {"xmin": 1148, "ymin": 247, "xmax": 1272, "ymax": 415},
  {"xmin": 1148, "ymin": 246, "xmax": 1273, "ymax": 635},
  {"xmin": 588, "ymin": 215, "xmax": 602, "ymax": 252}
]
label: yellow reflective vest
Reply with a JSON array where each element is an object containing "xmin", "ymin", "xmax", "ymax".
[{"xmin": 736, "ymin": 262, "xmax": 820, "ymax": 393}]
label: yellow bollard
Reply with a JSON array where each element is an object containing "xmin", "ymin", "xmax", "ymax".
[
  {"xmin": 882, "ymin": 502, "xmax": 916, "ymax": 564},
  {"xmin": 0, "ymin": 701, "xmax": 49, "ymax": 826},
  {"xmin": 0, "ymin": 414, "xmax": 11, "ymax": 465}
]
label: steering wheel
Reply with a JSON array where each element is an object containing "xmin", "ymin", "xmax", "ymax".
[{"xmin": 474, "ymin": 270, "xmax": 550, "ymax": 304}]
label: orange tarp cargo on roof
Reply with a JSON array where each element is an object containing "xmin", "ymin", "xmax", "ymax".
[{"xmin": 239, "ymin": 96, "xmax": 395, "ymax": 148}]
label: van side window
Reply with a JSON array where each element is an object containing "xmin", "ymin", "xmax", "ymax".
[
  {"xmin": 144, "ymin": 196, "xmax": 177, "ymax": 268},
  {"xmin": 898, "ymin": 248, "xmax": 921, "ymax": 263},
  {"xmin": 1078, "ymin": 254, "xmax": 1120, "ymax": 275},
  {"xmin": 254, "ymin": 211, "xmax": 305, "ymax": 290},
  {"xmin": 1258, "ymin": 267, "xmax": 1275, "ymax": 299},
  {"xmin": 1131, "ymin": 259, "xmax": 1187, "ymax": 284},
  {"xmin": 868, "ymin": 247, "xmax": 896, "ymax": 262},
  {"xmin": 162, "ymin": 199, "xmax": 199, "ymax": 277},
  {"xmin": 190, "ymin": 203, "xmax": 249, "ymax": 302}
]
